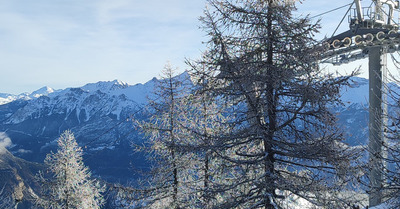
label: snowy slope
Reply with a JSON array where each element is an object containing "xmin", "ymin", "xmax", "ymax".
[
  {"xmin": 4, "ymin": 78, "xmax": 156, "ymax": 125},
  {"xmin": 0, "ymin": 77, "xmax": 161, "ymax": 182},
  {"xmin": 81, "ymin": 78, "xmax": 155, "ymax": 105}
]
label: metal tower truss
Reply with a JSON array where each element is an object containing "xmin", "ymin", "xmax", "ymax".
[{"xmin": 317, "ymin": 0, "xmax": 400, "ymax": 207}]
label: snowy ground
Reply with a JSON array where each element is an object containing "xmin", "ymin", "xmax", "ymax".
[{"xmin": 277, "ymin": 190, "xmax": 368, "ymax": 209}]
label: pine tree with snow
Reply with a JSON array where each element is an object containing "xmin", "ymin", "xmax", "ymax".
[{"xmin": 35, "ymin": 130, "xmax": 104, "ymax": 209}]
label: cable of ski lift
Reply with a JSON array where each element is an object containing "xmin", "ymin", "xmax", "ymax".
[
  {"xmin": 310, "ymin": 3, "xmax": 353, "ymax": 19},
  {"xmin": 331, "ymin": 2, "xmax": 355, "ymax": 38}
]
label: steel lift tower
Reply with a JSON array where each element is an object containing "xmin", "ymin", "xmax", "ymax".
[{"xmin": 320, "ymin": 0, "xmax": 400, "ymax": 206}]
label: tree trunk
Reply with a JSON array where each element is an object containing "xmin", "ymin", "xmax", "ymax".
[{"xmin": 264, "ymin": 1, "xmax": 276, "ymax": 208}]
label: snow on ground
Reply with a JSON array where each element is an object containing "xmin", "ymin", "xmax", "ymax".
[
  {"xmin": 370, "ymin": 203, "xmax": 390, "ymax": 209},
  {"xmin": 276, "ymin": 190, "xmax": 368, "ymax": 209}
]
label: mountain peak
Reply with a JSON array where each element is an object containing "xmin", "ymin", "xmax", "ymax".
[
  {"xmin": 82, "ymin": 79, "xmax": 129, "ymax": 93},
  {"xmin": 30, "ymin": 86, "xmax": 54, "ymax": 98},
  {"xmin": 111, "ymin": 79, "xmax": 128, "ymax": 86}
]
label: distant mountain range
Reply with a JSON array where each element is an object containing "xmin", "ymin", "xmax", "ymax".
[
  {"xmin": 0, "ymin": 86, "xmax": 55, "ymax": 105},
  {"xmin": 0, "ymin": 74, "xmax": 381, "ymax": 184},
  {"xmin": 0, "ymin": 77, "xmax": 160, "ymax": 183}
]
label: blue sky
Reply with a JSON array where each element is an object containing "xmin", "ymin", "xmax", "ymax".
[{"xmin": 0, "ymin": 0, "xmax": 378, "ymax": 94}]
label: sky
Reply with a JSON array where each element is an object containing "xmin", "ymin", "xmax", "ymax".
[{"xmin": 0, "ymin": 0, "xmax": 388, "ymax": 94}]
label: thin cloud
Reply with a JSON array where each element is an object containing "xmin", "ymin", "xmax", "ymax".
[
  {"xmin": 0, "ymin": 132, "xmax": 12, "ymax": 154},
  {"xmin": 0, "ymin": 0, "xmax": 207, "ymax": 94}
]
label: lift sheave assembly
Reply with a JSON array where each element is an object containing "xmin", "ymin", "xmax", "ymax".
[{"xmin": 321, "ymin": 0, "xmax": 400, "ymax": 65}]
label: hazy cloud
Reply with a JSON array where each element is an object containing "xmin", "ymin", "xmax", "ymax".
[
  {"xmin": 0, "ymin": 132, "xmax": 12, "ymax": 154},
  {"xmin": 16, "ymin": 149, "xmax": 32, "ymax": 154}
]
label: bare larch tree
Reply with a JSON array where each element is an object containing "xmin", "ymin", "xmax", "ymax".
[{"xmin": 188, "ymin": 0, "xmax": 359, "ymax": 208}]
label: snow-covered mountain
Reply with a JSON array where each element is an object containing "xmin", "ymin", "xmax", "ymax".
[
  {"xmin": 0, "ymin": 74, "xmax": 387, "ymax": 183},
  {"xmin": 3, "ymin": 79, "xmax": 153, "ymax": 125},
  {"xmin": 0, "ymin": 86, "xmax": 55, "ymax": 105},
  {"xmin": 0, "ymin": 77, "xmax": 159, "ymax": 182}
]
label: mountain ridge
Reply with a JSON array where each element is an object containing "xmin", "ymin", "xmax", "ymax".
[
  {"xmin": 0, "ymin": 74, "xmax": 381, "ymax": 183},
  {"xmin": 0, "ymin": 77, "xmax": 160, "ymax": 183}
]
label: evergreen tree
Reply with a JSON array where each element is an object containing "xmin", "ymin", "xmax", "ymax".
[
  {"xmin": 36, "ymin": 130, "xmax": 104, "ymax": 209},
  {"xmin": 188, "ymin": 0, "xmax": 359, "ymax": 208}
]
